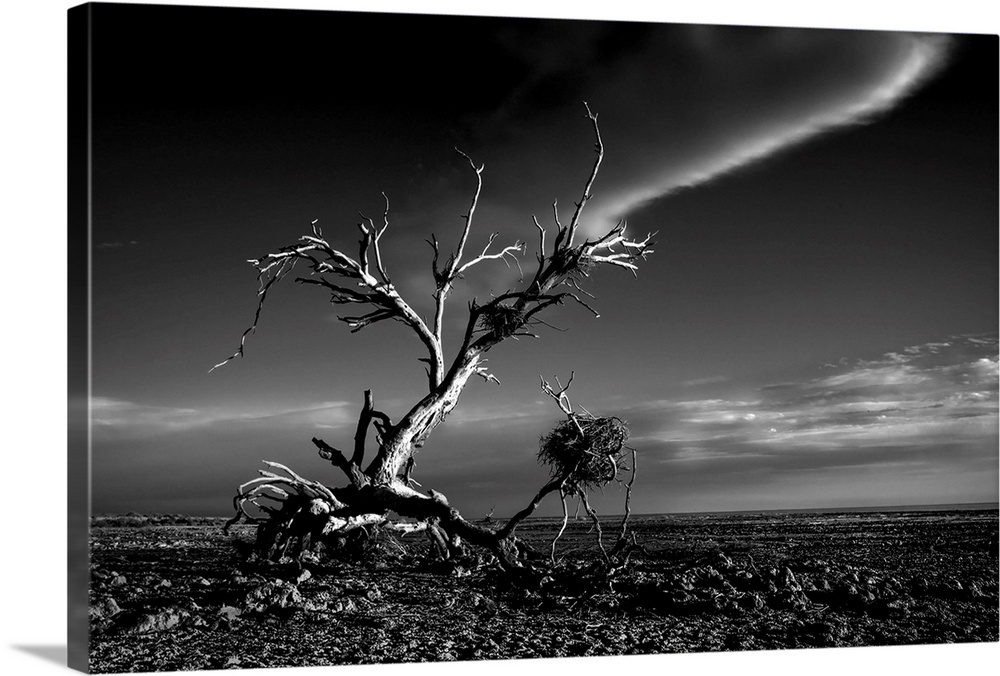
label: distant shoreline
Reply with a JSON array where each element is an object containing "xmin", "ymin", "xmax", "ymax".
[
  {"xmin": 510, "ymin": 502, "xmax": 1000, "ymax": 522},
  {"xmin": 90, "ymin": 501, "xmax": 999, "ymax": 526},
  {"xmin": 639, "ymin": 502, "xmax": 1000, "ymax": 518}
]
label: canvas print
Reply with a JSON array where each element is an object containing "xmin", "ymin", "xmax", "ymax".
[{"xmin": 68, "ymin": 2, "xmax": 999, "ymax": 673}]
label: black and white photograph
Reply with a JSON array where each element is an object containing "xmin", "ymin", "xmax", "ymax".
[{"xmin": 6, "ymin": 1, "xmax": 1000, "ymax": 675}]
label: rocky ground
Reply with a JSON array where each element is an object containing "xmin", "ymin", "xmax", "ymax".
[{"xmin": 87, "ymin": 508, "xmax": 998, "ymax": 673}]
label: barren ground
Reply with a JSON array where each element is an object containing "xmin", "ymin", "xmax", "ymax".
[{"xmin": 88, "ymin": 508, "xmax": 998, "ymax": 673}]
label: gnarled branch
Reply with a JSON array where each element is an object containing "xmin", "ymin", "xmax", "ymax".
[
  {"xmin": 312, "ymin": 437, "xmax": 369, "ymax": 489},
  {"xmin": 216, "ymin": 215, "xmax": 444, "ymax": 388},
  {"xmin": 429, "ymin": 149, "xmax": 524, "ymax": 379}
]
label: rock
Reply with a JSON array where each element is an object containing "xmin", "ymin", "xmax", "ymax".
[
  {"xmin": 826, "ymin": 582, "xmax": 871, "ymax": 610},
  {"xmin": 782, "ymin": 567, "xmax": 799, "ymax": 587},
  {"xmin": 210, "ymin": 605, "xmax": 242, "ymax": 631},
  {"xmin": 775, "ymin": 589, "xmax": 811, "ymax": 611},
  {"xmin": 89, "ymin": 597, "xmax": 122, "ymax": 621},
  {"xmin": 327, "ymin": 597, "xmax": 356, "ymax": 613},
  {"xmin": 123, "ymin": 606, "xmax": 192, "ymax": 634},
  {"xmin": 109, "ymin": 575, "xmax": 127, "ymax": 588},
  {"xmin": 243, "ymin": 580, "xmax": 304, "ymax": 614},
  {"xmin": 218, "ymin": 605, "xmax": 241, "ymax": 621},
  {"xmin": 303, "ymin": 591, "xmax": 348, "ymax": 612},
  {"xmin": 698, "ymin": 566, "xmax": 726, "ymax": 587},
  {"xmin": 211, "ymin": 604, "xmax": 241, "ymax": 630}
]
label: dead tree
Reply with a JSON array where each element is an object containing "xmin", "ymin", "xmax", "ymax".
[{"xmin": 217, "ymin": 103, "xmax": 654, "ymax": 575}]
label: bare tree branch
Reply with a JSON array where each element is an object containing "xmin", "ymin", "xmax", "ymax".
[
  {"xmin": 209, "ymin": 257, "xmax": 295, "ymax": 372},
  {"xmin": 496, "ymin": 476, "xmax": 567, "ymax": 540},
  {"xmin": 352, "ymin": 390, "xmax": 376, "ymax": 467},
  {"xmin": 455, "ymin": 232, "xmax": 525, "ymax": 279},
  {"xmin": 448, "ymin": 149, "xmax": 484, "ymax": 276},
  {"xmin": 217, "ymin": 218, "xmax": 444, "ymax": 387},
  {"xmin": 311, "ymin": 437, "xmax": 369, "ymax": 489},
  {"xmin": 551, "ymin": 488, "xmax": 570, "ymax": 564},
  {"xmin": 562, "ymin": 101, "xmax": 603, "ymax": 249},
  {"xmin": 357, "ymin": 192, "xmax": 392, "ymax": 285},
  {"xmin": 612, "ymin": 447, "xmax": 638, "ymax": 553},
  {"xmin": 541, "ymin": 372, "xmax": 585, "ymax": 437},
  {"xmin": 473, "ymin": 360, "xmax": 502, "ymax": 385},
  {"xmin": 428, "ymin": 149, "xmax": 524, "ymax": 382},
  {"xmin": 579, "ymin": 489, "xmax": 609, "ymax": 563}
]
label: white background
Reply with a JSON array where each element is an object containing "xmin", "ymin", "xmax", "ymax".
[{"xmin": 2, "ymin": 1, "xmax": 997, "ymax": 675}]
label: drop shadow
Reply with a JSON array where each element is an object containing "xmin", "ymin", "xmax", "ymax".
[{"xmin": 12, "ymin": 644, "xmax": 67, "ymax": 666}]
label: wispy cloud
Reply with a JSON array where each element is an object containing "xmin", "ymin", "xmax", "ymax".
[
  {"xmin": 91, "ymin": 396, "xmax": 355, "ymax": 436},
  {"xmin": 680, "ymin": 375, "xmax": 730, "ymax": 387},
  {"xmin": 578, "ymin": 31, "xmax": 953, "ymax": 235},
  {"xmin": 627, "ymin": 335, "xmax": 997, "ymax": 466}
]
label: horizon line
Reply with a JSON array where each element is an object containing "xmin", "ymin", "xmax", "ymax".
[{"xmin": 92, "ymin": 499, "xmax": 999, "ymax": 522}]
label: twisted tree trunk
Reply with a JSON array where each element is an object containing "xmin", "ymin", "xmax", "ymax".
[{"xmin": 367, "ymin": 353, "xmax": 485, "ymax": 485}]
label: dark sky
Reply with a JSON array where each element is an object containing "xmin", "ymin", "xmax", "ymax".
[{"xmin": 86, "ymin": 3, "xmax": 998, "ymax": 517}]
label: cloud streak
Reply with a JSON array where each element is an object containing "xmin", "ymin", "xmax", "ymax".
[
  {"xmin": 581, "ymin": 31, "xmax": 953, "ymax": 234},
  {"xmin": 599, "ymin": 334, "xmax": 997, "ymax": 511},
  {"xmin": 91, "ymin": 396, "xmax": 356, "ymax": 437},
  {"xmin": 627, "ymin": 334, "xmax": 997, "ymax": 470}
]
